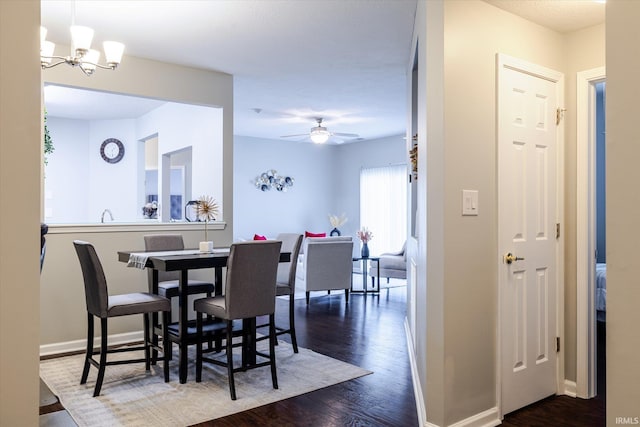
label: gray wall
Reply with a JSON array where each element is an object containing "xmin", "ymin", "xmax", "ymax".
[
  {"xmin": 7, "ymin": 2, "xmax": 638, "ymax": 426},
  {"xmin": 39, "ymin": 50, "xmax": 234, "ymax": 349},
  {"xmin": 606, "ymin": 1, "xmax": 640, "ymax": 421},
  {"xmin": 233, "ymin": 134, "xmax": 406, "ymax": 251},
  {"xmin": 411, "ymin": 1, "xmax": 605, "ymax": 425},
  {"xmin": 0, "ymin": 2, "xmax": 41, "ymax": 425}
]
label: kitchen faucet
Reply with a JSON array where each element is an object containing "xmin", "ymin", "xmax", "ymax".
[{"xmin": 101, "ymin": 209, "xmax": 114, "ymax": 223}]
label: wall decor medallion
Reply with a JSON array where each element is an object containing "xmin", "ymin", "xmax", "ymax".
[{"xmin": 255, "ymin": 169, "xmax": 294, "ymax": 192}]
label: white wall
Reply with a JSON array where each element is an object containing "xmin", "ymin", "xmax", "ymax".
[
  {"xmin": 233, "ymin": 135, "xmax": 406, "ymax": 253},
  {"xmin": 45, "ymin": 102, "xmax": 223, "ymax": 223},
  {"xmin": 334, "ymin": 134, "xmax": 407, "ymax": 250},
  {"xmin": 45, "ymin": 117, "xmax": 91, "ymax": 223},
  {"xmin": 88, "ymin": 119, "xmax": 138, "ymax": 221},
  {"xmin": 136, "ymin": 102, "xmax": 224, "ymax": 217}
]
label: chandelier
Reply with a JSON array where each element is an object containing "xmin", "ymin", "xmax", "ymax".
[{"xmin": 40, "ymin": 2, "xmax": 124, "ymax": 76}]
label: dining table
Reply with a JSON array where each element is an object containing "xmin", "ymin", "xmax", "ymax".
[{"xmin": 118, "ymin": 247, "xmax": 291, "ymax": 384}]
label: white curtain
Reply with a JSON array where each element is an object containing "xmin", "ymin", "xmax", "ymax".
[{"xmin": 359, "ymin": 164, "xmax": 407, "ymax": 256}]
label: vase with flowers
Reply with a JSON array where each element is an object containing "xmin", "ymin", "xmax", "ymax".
[
  {"xmin": 195, "ymin": 195, "xmax": 219, "ymax": 252},
  {"xmin": 328, "ymin": 213, "xmax": 348, "ymax": 236},
  {"xmin": 356, "ymin": 227, "xmax": 373, "ymax": 258},
  {"xmin": 142, "ymin": 201, "xmax": 158, "ymax": 219}
]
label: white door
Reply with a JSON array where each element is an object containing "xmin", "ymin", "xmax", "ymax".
[{"xmin": 498, "ymin": 55, "xmax": 563, "ymax": 415}]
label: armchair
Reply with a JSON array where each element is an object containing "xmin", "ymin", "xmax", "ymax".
[
  {"xmin": 369, "ymin": 241, "xmax": 407, "ymax": 286},
  {"xmin": 295, "ymin": 236, "xmax": 353, "ymax": 304}
]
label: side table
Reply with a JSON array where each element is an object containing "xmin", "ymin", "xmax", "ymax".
[{"xmin": 352, "ymin": 256, "xmax": 380, "ymax": 294}]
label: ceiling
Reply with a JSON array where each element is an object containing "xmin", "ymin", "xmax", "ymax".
[
  {"xmin": 485, "ymin": 0, "xmax": 604, "ymax": 34},
  {"xmin": 41, "ymin": 0, "xmax": 605, "ymax": 145}
]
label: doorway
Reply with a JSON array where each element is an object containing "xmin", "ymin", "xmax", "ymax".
[{"xmin": 576, "ymin": 67, "xmax": 606, "ymax": 399}]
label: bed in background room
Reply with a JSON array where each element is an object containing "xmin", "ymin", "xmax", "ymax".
[{"xmin": 596, "ymin": 263, "xmax": 607, "ymax": 322}]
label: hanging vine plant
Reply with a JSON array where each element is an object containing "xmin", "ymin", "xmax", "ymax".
[{"xmin": 44, "ymin": 110, "xmax": 54, "ymax": 165}]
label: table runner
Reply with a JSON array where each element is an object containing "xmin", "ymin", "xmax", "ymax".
[{"xmin": 127, "ymin": 249, "xmax": 209, "ymax": 269}]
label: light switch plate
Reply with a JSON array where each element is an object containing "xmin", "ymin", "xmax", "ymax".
[{"xmin": 462, "ymin": 190, "xmax": 478, "ymax": 216}]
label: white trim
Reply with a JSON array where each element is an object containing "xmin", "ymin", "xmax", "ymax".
[
  {"xmin": 576, "ymin": 66, "xmax": 605, "ymax": 399},
  {"xmin": 448, "ymin": 407, "xmax": 501, "ymax": 427},
  {"xmin": 405, "ymin": 318, "xmax": 427, "ymax": 426},
  {"xmin": 496, "ymin": 53, "xmax": 565, "ymax": 417},
  {"xmin": 40, "ymin": 331, "xmax": 144, "ymax": 357},
  {"xmin": 47, "ymin": 221, "xmax": 227, "ymax": 235},
  {"xmin": 564, "ymin": 379, "xmax": 578, "ymax": 398}
]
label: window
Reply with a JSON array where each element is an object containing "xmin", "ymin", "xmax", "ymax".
[{"xmin": 359, "ymin": 165, "xmax": 407, "ymax": 255}]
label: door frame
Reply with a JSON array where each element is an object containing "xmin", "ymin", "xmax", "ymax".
[
  {"xmin": 576, "ymin": 66, "xmax": 605, "ymax": 399},
  {"xmin": 496, "ymin": 53, "xmax": 565, "ymax": 417}
]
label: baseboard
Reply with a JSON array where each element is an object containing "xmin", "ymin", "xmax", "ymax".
[
  {"xmin": 40, "ymin": 331, "xmax": 144, "ymax": 357},
  {"xmin": 564, "ymin": 379, "xmax": 577, "ymax": 398},
  {"xmin": 448, "ymin": 407, "xmax": 501, "ymax": 427},
  {"xmin": 404, "ymin": 318, "xmax": 501, "ymax": 427},
  {"xmin": 405, "ymin": 318, "xmax": 429, "ymax": 426}
]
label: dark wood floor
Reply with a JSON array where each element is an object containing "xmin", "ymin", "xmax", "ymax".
[
  {"xmin": 42, "ymin": 286, "xmax": 606, "ymax": 426},
  {"xmin": 502, "ymin": 321, "xmax": 606, "ymax": 427},
  {"xmin": 194, "ymin": 286, "xmax": 420, "ymax": 426}
]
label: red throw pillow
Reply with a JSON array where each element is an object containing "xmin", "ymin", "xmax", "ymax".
[
  {"xmin": 305, "ymin": 231, "xmax": 326, "ymax": 238},
  {"xmin": 253, "ymin": 234, "xmax": 267, "ymax": 240}
]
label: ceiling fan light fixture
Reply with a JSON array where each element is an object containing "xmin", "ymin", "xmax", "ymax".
[{"xmin": 310, "ymin": 126, "xmax": 330, "ymax": 144}]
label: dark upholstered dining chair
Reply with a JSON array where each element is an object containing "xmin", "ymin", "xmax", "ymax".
[
  {"xmin": 144, "ymin": 234, "xmax": 217, "ymax": 359},
  {"xmin": 194, "ymin": 240, "xmax": 282, "ymax": 400},
  {"xmin": 143, "ymin": 234, "xmax": 216, "ymax": 306},
  {"xmin": 257, "ymin": 233, "xmax": 303, "ymax": 353},
  {"xmin": 40, "ymin": 223, "xmax": 48, "ymax": 272},
  {"xmin": 73, "ymin": 240, "xmax": 171, "ymax": 397}
]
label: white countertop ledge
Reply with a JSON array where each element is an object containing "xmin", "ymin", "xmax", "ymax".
[{"xmin": 47, "ymin": 221, "xmax": 227, "ymax": 234}]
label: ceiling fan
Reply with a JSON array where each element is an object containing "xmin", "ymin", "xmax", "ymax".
[{"xmin": 280, "ymin": 118, "xmax": 359, "ymax": 144}]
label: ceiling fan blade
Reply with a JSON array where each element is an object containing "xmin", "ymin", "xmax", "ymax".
[
  {"xmin": 280, "ymin": 133, "xmax": 309, "ymax": 138},
  {"xmin": 332, "ymin": 132, "xmax": 359, "ymax": 138}
]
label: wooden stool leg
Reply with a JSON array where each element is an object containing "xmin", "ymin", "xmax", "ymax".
[
  {"xmin": 144, "ymin": 313, "xmax": 151, "ymax": 371},
  {"xmin": 269, "ymin": 314, "xmax": 278, "ymax": 390},
  {"xmin": 81, "ymin": 313, "xmax": 93, "ymax": 385},
  {"xmin": 93, "ymin": 319, "xmax": 108, "ymax": 397},
  {"xmin": 196, "ymin": 313, "xmax": 203, "ymax": 383},
  {"xmin": 162, "ymin": 311, "xmax": 170, "ymax": 382},
  {"xmin": 226, "ymin": 320, "xmax": 237, "ymax": 400},
  {"xmin": 289, "ymin": 296, "xmax": 298, "ymax": 353}
]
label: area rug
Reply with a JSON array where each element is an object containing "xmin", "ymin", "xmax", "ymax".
[{"xmin": 40, "ymin": 340, "xmax": 371, "ymax": 427}]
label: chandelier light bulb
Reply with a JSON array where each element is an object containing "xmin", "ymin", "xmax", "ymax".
[
  {"xmin": 103, "ymin": 41, "xmax": 125, "ymax": 66},
  {"xmin": 41, "ymin": 41, "xmax": 56, "ymax": 64},
  {"xmin": 70, "ymin": 25, "xmax": 94, "ymax": 55},
  {"xmin": 80, "ymin": 49, "xmax": 101, "ymax": 75}
]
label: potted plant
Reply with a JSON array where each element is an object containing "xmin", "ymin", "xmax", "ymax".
[{"xmin": 44, "ymin": 110, "xmax": 54, "ymax": 165}]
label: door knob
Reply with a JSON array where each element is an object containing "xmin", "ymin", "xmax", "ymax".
[{"xmin": 504, "ymin": 252, "xmax": 524, "ymax": 264}]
